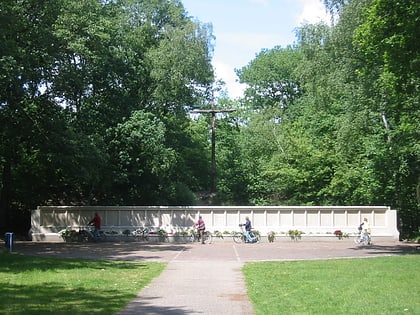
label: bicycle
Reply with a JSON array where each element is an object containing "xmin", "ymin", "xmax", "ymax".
[
  {"xmin": 77, "ymin": 226, "xmax": 107, "ymax": 242},
  {"xmin": 233, "ymin": 224, "xmax": 260, "ymax": 243},
  {"xmin": 188, "ymin": 228, "xmax": 212, "ymax": 244},
  {"xmin": 353, "ymin": 230, "xmax": 372, "ymax": 245},
  {"xmin": 133, "ymin": 227, "xmax": 150, "ymax": 242}
]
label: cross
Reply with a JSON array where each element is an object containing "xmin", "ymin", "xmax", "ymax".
[{"xmin": 191, "ymin": 95, "xmax": 235, "ymax": 193}]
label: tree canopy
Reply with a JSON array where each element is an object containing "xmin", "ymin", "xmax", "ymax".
[{"xmin": 0, "ymin": 0, "xmax": 418, "ymax": 238}]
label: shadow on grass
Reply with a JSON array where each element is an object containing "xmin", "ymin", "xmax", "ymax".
[
  {"xmin": 0, "ymin": 252, "xmax": 169, "ymax": 315},
  {"xmin": 0, "ymin": 251, "xmax": 149, "ymax": 272},
  {"xmin": 12, "ymin": 241, "xmax": 190, "ymax": 261},
  {"xmin": 2, "ymin": 281, "xmax": 193, "ymax": 315},
  {"xmin": 1, "ymin": 281, "xmax": 129, "ymax": 315}
]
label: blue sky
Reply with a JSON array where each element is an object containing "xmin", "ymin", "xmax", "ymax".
[{"xmin": 181, "ymin": 0, "xmax": 329, "ymax": 98}]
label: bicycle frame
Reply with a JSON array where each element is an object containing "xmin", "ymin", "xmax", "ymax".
[
  {"xmin": 133, "ymin": 227, "xmax": 150, "ymax": 241},
  {"xmin": 189, "ymin": 228, "xmax": 212, "ymax": 244},
  {"xmin": 78, "ymin": 226, "xmax": 106, "ymax": 242},
  {"xmin": 233, "ymin": 225, "xmax": 259, "ymax": 243},
  {"xmin": 354, "ymin": 230, "xmax": 371, "ymax": 245}
]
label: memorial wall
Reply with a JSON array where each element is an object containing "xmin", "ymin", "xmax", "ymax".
[{"xmin": 31, "ymin": 205, "xmax": 399, "ymax": 242}]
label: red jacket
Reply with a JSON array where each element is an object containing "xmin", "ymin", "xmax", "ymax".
[
  {"xmin": 89, "ymin": 215, "xmax": 101, "ymax": 229},
  {"xmin": 196, "ymin": 218, "xmax": 205, "ymax": 230}
]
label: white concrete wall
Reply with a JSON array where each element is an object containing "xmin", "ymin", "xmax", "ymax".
[{"xmin": 31, "ymin": 205, "xmax": 399, "ymax": 241}]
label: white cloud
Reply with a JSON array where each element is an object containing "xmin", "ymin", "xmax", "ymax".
[
  {"xmin": 218, "ymin": 32, "xmax": 288, "ymax": 52},
  {"xmin": 297, "ymin": 0, "xmax": 330, "ymax": 24},
  {"xmin": 212, "ymin": 30, "xmax": 293, "ymax": 99},
  {"xmin": 214, "ymin": 31, "xmax": 292, "ymax": 72},
  {"xmin": 213, "ymin": 61, "xmax": 246, "ymax": 99},
  {"xmin": 199, "ymin": 0, "xmax": 331, "ymax": 99}
]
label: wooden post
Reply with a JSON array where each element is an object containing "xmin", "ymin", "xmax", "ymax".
[{"xmin": 192, "ymin": 97, "xmax": 235, "ymax": 193}]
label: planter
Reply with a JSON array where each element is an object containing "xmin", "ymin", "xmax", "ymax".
[
  {"xmin": 267, "ymin": 232, "xmax": 276, "ymax": 243},
  {"xmin": 173, "ymin": 235, "xmax": 191, "ymax": 243},
  {"xmin": 290, "ymin": 235, "xmax": 302, "ymax": 241},
  {"xmin": 288, "ymin": 230, "xmax": 303, "ymax": 241},
  {"xmin": 63, "ymin": 236, "xmax": 78, "ymax": 243}
]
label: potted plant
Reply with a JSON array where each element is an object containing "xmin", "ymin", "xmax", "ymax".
[
  {"xmin": 213, "ymin": 230, "xmax": 224, "ymax": 240},
  {"xmin": 334, "ymin": 230, "xmax": 349, "ymax": 240},
  {"xmin": 157, "ymin": 229, "xmax": 168, "ymax": 242},
  {"xmin": 60, "ymin": 229, "xmax": 78, "ymax": 242},
  {"xmin": 105, "ymin": 229, "xmax": 119, "ymax": 241},
  {"xmin": 334, "ymin": 230, "xmax": 343, "ymax": 240},
  {"xmin": 174, "ymin": 230, "xmax": 189, "ymax": 243},
  {"xmin": 288, "ymin": 229, "xmax": 303, "ymax": 241},
  {"xmin": 267, "ymin": 231, "xmax": 276, "ymax": 243}
]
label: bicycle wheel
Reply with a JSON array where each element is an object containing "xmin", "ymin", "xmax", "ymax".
[
  {"xmin": 233, "ymin": 232, "xmax": 243, "ymax": 243},
  {"xmin": 353, "ymin": 235, "xmax": 361, "ymax": 244},
  {"xmin": 361, "ymin": 233, "xmax": 371, "ymax": 245},
  {"xmin": 204, "ymin": 231, "xmax": 212, "ymax": 244},
  {"xmin": 78, "ymin": 230, "xmax": 90, "ymax": 242},
  {"xmin": 249, "ymin": 232, "xmax": 259, "ymax": 243},
  {"xmin": 98, "ymin": 230, "xmax": 107, "ymax": 242},
  {"xmin": 188, "ymin": 233, "xmax": 195, "ymax": 243},
  {"xmin": 134, "ymin": 229, "xmax": 142, "ymax": 241},
  {"xmin": 143, "ymin": 228, "xmax": 150, "ymax": 241}
]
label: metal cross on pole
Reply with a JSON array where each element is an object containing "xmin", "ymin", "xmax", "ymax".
[{"xmin": 191, "ymin": 95, "xmax": 235, "ymax": 193}]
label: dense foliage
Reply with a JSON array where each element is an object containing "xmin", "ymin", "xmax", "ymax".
[
  {"xmin": 0, "ymin": 0, "xmax": 214, "ymax": 230},
  {"xmin": 232, "ymin": 0, "xmax": 419, "ymax": 237},
  {"xmin": 0, "ymin": 0, "xmax": 418, "ymax": 237}
]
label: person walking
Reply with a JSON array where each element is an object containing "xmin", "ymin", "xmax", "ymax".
[
  {"xmin": 240, "ymin": 216, "xmax": 253, "ymax": 243},
  {"xmin": 359, "ymin": 217, "xmax": 371, "ymax": 244}
]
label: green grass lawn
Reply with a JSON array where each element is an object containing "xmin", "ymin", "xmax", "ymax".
[
  {"xmin": 0, "ymin": 251, "xmax": 166, "ymax": 315},
  {"xmin": 2, "ymin": 249, "xmax": 418, "ymax": 315},
  {"xmin": 243, "ymin": 255, "xmax": 420, "ymax": 315}
]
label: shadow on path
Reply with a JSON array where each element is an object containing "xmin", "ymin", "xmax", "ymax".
[{"xmin": 351, "ymin": 243, "xmax": 419, "ymax": 256}]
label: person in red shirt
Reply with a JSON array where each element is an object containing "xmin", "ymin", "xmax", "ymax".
[
  {"xmin": 88, "ymin": 213, "xmax": 101, "ymax": 239},
  {"xmin": 195, "ymin": 216, "xmax": 206, "ymax": 244}
]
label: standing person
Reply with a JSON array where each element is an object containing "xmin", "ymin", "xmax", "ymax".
[
  {"xmin": 88, "ymin": 213, "xmax": 101, "ymax": 239},
  {"xmin": 240, "ymin": 216, "xmax": 253, "ymax": 243},
  {"xmin": 359, "ymin": 217, "xmax": 371, "ymax": 244},
  {"xmin": 195, "ymin": 216, "xmax": 206, "ymax": 244}
]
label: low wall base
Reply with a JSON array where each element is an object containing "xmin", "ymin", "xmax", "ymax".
[{"xmin": 31, "ymin": 233, "xmax": 399, "ymax": 243}]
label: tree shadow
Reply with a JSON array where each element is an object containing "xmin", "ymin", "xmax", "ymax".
[
  {"xmin": 116, "ymin": 296, "xmax": 197, "ymax": 315},
  {"xmin": 0, "ymin": 282, "xmax": 129, "ymax": 314},
  {"xmin": 11, "ymin": 241, "xmax": 192, "ymax": 261},
  {"xmin": 1, "ymin": 281, "xmax": 197, "ymax": 315},
  {"xmin": 350, "ymin": 243, "xmax": 419, "ymax": 256},
  {"xmin": 0, "ymin": 249, "xmax": 196, "ymax": 315}
]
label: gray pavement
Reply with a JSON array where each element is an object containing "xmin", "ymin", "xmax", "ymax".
[
  {"xmin": 115, "ymin": 260, "xmax": 253, "ymax": 315},
  {"xmin": 13, "ymin": 240, "xmax": 418, "ymax": 315}
]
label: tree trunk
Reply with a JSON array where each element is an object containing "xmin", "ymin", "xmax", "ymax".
[{"xmin": 0, "ymin": 160, "xmax": 12, "ymax": 229}]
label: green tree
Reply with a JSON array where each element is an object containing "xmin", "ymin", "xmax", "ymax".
[
  {"xmin": 238, "ymin": 46, "xmax": 302, "ymax": 112},
  {"xmin": 354, "ymin": 0, "xmax": 420, "ymax": 237},
  {"xmin": 107, "ymin": 110, "xmax": 175, "ymax": 204},
  {"xmin": 0, "ymin": 0, "xmax": 216, "ymax": 231}
]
